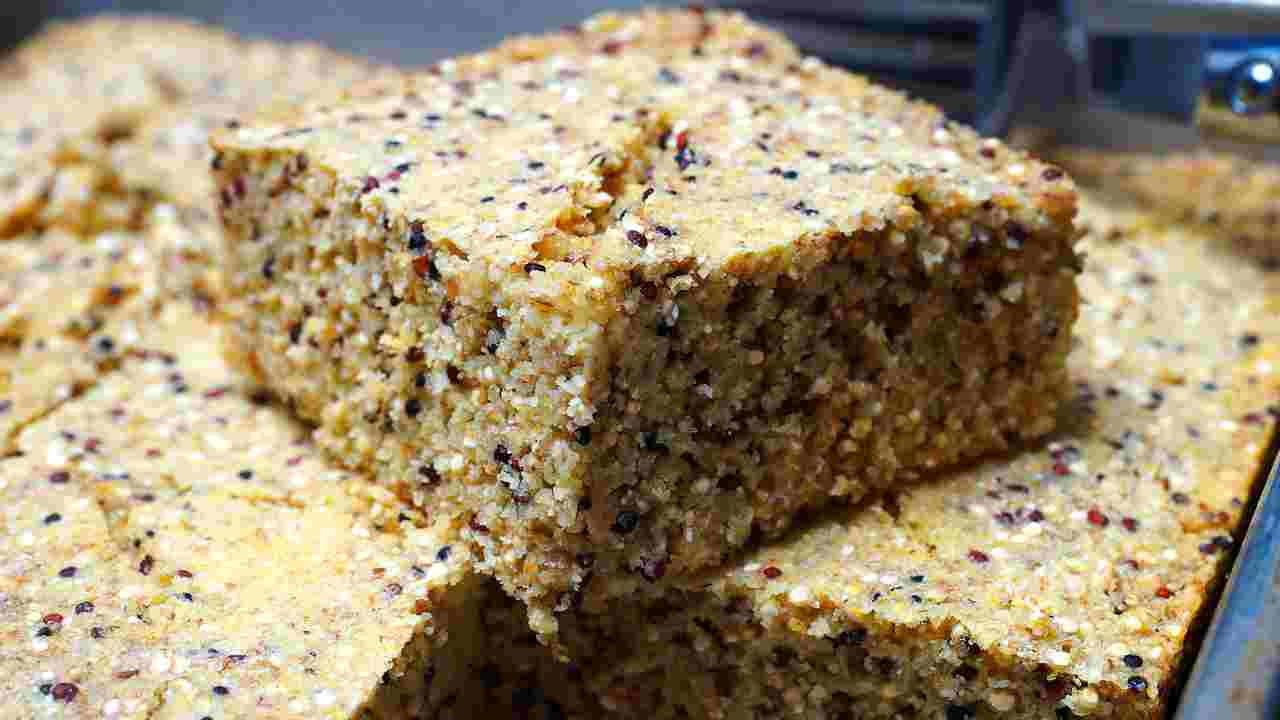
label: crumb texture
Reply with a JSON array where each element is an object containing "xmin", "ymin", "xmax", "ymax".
[
  {"xmin": 213, "ymin": 9, "xmax": 1079, "ymax": 628},
  {"xmin": 556, "ymin": 191, "xmax": 1280, "ymax": 720}
]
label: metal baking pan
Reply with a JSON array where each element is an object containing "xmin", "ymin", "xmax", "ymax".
[{"xmin": 1176, "ymin": 444, "xmax": 1280, "ymax": 720}]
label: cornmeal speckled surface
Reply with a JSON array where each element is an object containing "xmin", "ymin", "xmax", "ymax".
[
  {"xmin": 0, "ymin": 302, "xmax": 498, "ymax": 719},
  {"xmin": 1052, "ymin": 148, "xmax": 1280, "ymax": 266},
  {"xmin": 553, "ymin": 190, "xmax": 1280, "ymax": 719},
  {"xmin": 0, "ymin": 10, "xmax": 402, "ymax": 448},
  {"xmin": 0, "ymin": 14, "xmax": 397, "ymax": 239},
  {"xmin": 0, "ymin": 10, "xmax": 810, "ymax": 458},
  {"xmin": 0, "ymin": 271, "xmax": 602, "ymax": 720},
  {"xmin": 0, "ymin": 16, "xmax": 405, "ymax": 451},
  {"xmin": 0, "ymin": 228, "xmax": 165, "ymax": 452},
  {"xmin": 0, "ymin": 229, "xmax": 157, "ymax": 341},
  {"xmin": 213, "ymin": 8, "xmax": 1079, "ymax": 639},
  {"xmin": 0, "ymin": 336, "xmax": 100, "ymax": 455}
]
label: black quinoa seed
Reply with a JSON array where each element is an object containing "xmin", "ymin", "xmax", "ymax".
[
  {"xmin": 493, "ymin": 444, "xmax": 511, "ymax": 465},
  {"xmin": 613, "ymin": 510, "xmax": 640, "ymax": 534},
  {"xmin": 511, "ymin": 685, "xmax": 541, "ymax": 710},
  {"xmin": 1005, "ymin": 223, "xmax": 1029, "ymax": 249},
  {"xmin": 834, "ymin": 625, "xmax": 865, "ymax": 640},
  {"xmin": 674, "ymin": 146, "xmax": 696, "ymax": 171},
  {"xmin": 478, "ymin": 664, "xmax": 502, "ymax": 690},
  {"xmin": 408, "ymin": 221, "xmax": 429, "ymax": 251}
]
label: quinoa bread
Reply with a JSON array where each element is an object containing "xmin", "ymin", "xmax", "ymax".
[
  {"xmin": 0, "ymin": 227, "xmax": 162, "ymax": 452},
  {"xmin": 212, "ymin": 13, "xmax": 1080, "ymax": 635},
  {"xmin": 550, "ymin": 191, "xmax": 1280, "ymax": 720},
  {"xmin": 0, "ymin": 300, "xmax": 597, "ymax": 719},
  {"xmin": 3, "ymin": 9, "xmax": 1278, "ymax": 720},
  {"xmin": 1, "ymin": 303, "xmax": 476, "ymax": 719},
  {"xmin": 0, "ymin": 14, "xmax": 396, "ymax": 240}
]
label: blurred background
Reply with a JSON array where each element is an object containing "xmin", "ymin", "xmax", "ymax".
[
  {"xmin": 6, "ymin": 2, "xmax": 1280, "ymax": 155},
  {"xmin": 3, "ymin": 1, "xmax": 660, "ymax": 61},
  {"xmin": 7, "ymin": 0, "xmax": 1280, "ymax": 154}
]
